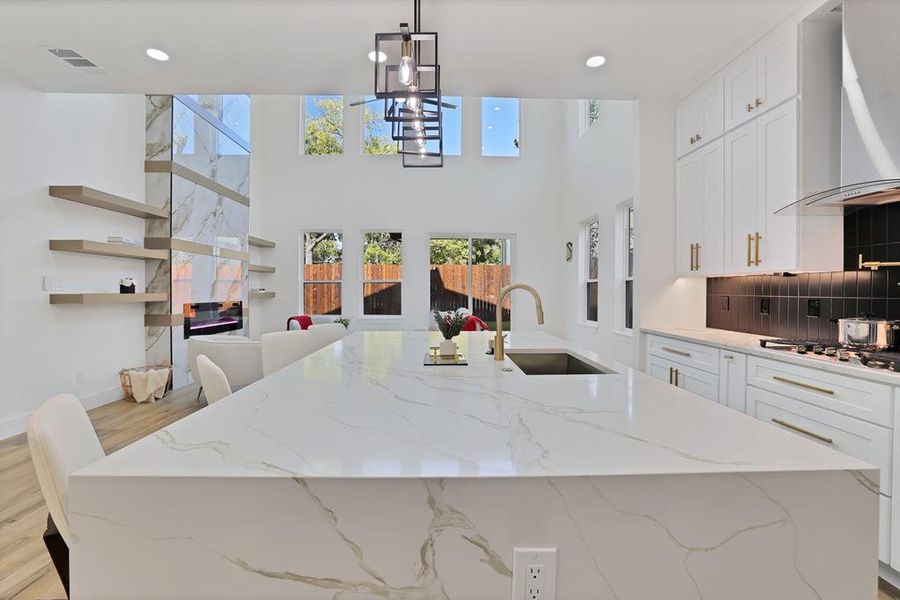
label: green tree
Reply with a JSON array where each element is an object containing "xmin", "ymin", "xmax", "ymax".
[
  {"xmin": 305, "ymin": 97, "xmax": 344, "ymax": 155},
  {"xmin": 428, "ymin": 239, "xmax": 504, "ymax": 264},
  {"xmin": 363, "ymin": 233, "xmax": 402, "ymax": 264},
  {"xmin": 363, "ymin": 106, "xmax": 397, "ymax": 155},
  {"xmin": 304, "ymin": 232, "xmax": 342, "ymax": 263}
]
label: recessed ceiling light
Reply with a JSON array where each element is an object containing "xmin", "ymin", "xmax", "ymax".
[
  {"xmin": 368, "ymin": 50, "xmax": 387, "ymax": 63},
  {"xmin": 585, "ymin": 55, "xmax": 606, "ymax": 68},
  {"xmin": 146, "ymin": 48, "xmax": 169, "ymax": 61}
]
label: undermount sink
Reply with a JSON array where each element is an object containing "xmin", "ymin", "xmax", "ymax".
[{"xmin": 505, "ymin": 351, "xmax": 610, "ymax": 375}]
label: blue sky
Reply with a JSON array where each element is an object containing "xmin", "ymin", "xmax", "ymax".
[{"xmin": 481, "ymin": 97, "xmax": 519, "ymax": 157}]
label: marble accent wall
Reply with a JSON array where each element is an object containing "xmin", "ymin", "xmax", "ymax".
[{"xmin": 144, "ymin": 94, "xmax": 251, "ymax": 386}]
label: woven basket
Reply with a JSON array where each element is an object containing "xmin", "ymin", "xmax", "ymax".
[{"xmin": 119, "ymin": 362, "xmax": 172, "ymax": 402}]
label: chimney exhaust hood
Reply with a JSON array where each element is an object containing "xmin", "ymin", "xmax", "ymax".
[{"xmin": 778, "ymin": 0, "xmax": 900, "ymax": 215}]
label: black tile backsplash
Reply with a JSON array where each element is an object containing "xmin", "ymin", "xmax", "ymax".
[{"xmin": 707, "ymin": 206, "xmax": 900, "ymax": 341}]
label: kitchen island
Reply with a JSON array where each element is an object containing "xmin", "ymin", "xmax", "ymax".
[{"xmin": 69, "ymin": 331, "xmax": 879, "ymax": 599}]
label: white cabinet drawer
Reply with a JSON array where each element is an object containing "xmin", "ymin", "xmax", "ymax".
[
  {"xmin": 751, "ymin": 386, "xmax": 892, "ymax": 561},
  {"xmin": 647, "ymin": 335, "xmax": 719, "ymax": 375},
  {"xmin": 747, "ymin": 356, "xmax": 893, "ymax": 426},
  {"xmin": 647, "ymin": 355, "xmax": 718, "ymax": 403}
]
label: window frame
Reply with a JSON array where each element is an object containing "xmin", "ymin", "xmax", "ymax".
[
  {"xmin": 579, "ymin": 217, "xmax": 600, "ymax": 326},
  {"xmin": 359, "ymin": 230, "xmax": 404, "ymax": 319},
  {"xmin": 302, "ymin": 94, "xmax": 345, "ymax": 156},
  {"xmin": 577, "ymin": 98, "xmax": 602, "ymax": 138},
  {"xmin": 426, "ymin": 233, "xmax": 515, "ymax": 328},
  {"xmin": 480, "ymin": 97, "xmax": 522, "ymax": 158},
  {"xmin": 359, "ymin": 95, "xmax": 463, "ymax": 158},
  {"xmin": 301, "ymin": 230, "xmax": 344, "ymax": 317},
  {"xmin": 616, "ymin": 200, "xmax": 635, "ymax": 335}
]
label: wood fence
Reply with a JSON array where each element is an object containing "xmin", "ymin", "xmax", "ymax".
[{"xmin": 303, "ymin": 263, "xmax": 510, "ymax": 322}]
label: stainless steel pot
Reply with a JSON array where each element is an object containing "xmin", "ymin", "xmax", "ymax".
[{"xmin": 831, "ymin": 317, "xmax": 900, "ymax": 350}]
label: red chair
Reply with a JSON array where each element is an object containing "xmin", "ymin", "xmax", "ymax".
[
  {"xmin": 462, "ymin": 315, "xmax": 490, "ymax": 331},
  {"xmin": 286, "ymin": 315, "xmax": 313, "ymax": 331}
]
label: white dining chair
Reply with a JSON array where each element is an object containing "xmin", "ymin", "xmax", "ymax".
[
  {"xmin": 195, "ymin": 354, "xmax": 232, "ymax": 404},
  {"xmin": 261, "ymin": 330, "xmax": 319, "ymax": 376},
  {"xmin": 187, "ymin": 334, "xmax": 262, "ymax": 390},
  {"xmin": 308, "ymin": 323, "xmax": 348, "ymax": 349},
  {"xmin": 27, "ymin": 393, "xmax": 106, "ymax": 596}
]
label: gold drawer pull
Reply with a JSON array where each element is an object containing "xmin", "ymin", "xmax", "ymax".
[
  {"xmin": 771, "ymin": 418, "xmax": 834, "ymax": 444},
  {"xmin": 746, "ymin": 233, "xmax": 752, "ymax": 267},
  {"xmin": 661, "ymin": 346, "xmax": 691, "ymax": 357},
  {"xmin": 674, "ymin": 368, "xmax": 680, "ymax": 387},
  {"xmin": 669, "ymin": 366, "xmax": 673, "ymax": 384},
  {"xmin": 772, "ymin": 375, "xmax": 835, "ymax": 395}
]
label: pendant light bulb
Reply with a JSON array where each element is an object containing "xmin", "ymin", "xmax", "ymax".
[{"xmin": 398, "ymin": 39, "xmax": 416, "ymax": 86}]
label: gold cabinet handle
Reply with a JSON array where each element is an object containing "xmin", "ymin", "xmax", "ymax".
[
  {"xmin": 723, "ymin": 354, "xmax": 734, "ymax": 360},
  {"xmin": 689, "ymin": 135, "xmax": 696, "ymax": 145},
  {"xmin": 772, "ymin": 375, "xmax": 835, "ymax": 395},
  {"xmin": 689, "ymin": 243, "xmax": 696, "ymax": 271},
  {"xmin": 746, "ymin": 233, "xmax": 752, "ymax": 267},
  {"xmin": 754, "ymin": 232, "xmax": 762, "ymax": 266},
  {"xmin": 669, "ymin": 366, "xmax": 673, "ymax": 384},
  {"xmin": 755, "ymin": 97, "xmax": 763, "ymax": 107},
  {"xmin": 746, "ymin": 102, "xmax": 753, "ymax": 112},
  {"xmin": 694, "ymin": 243, "xmax": 701, "ymax": 270},
  {"xmin": 771, "ymin": 418, "xmax": 833, "ymax": 444},
  {"xmin": 674, "ymin": 368, "xmax": 680, "ymax": 387},
  {"xmin": 661, "ymin": 346, "xmax": 691, "ymax": 357},
  {"xmin": 695, "ymin": 133, "xmax": 701, "ymax": 142}
]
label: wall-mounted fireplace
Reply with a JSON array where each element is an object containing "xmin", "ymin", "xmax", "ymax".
[{"xmin": 183, "ymin": 301, "xmax": 243, "ymax": 339}]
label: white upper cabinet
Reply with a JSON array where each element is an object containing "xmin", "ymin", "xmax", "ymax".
[
  {"xmin": 677, "ymin": 139, "xmax": 724, "ymax": 275},
  {"xmin": 676, "ymin": 76, "xmax": 724, "ymax": 158},
  {"xmin": 676, "ymin": 11, "xmax": 843, "ymax": 277},
  {"xmin": 724, "ymin": 24, "xmax": 798, "ymax": 131}
]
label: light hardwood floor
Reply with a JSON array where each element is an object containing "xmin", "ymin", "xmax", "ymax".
[
  {"xmin": 0, "ymin": 384, "xmax": 898, "ymax": 600},
  {"xmin": 0, "ymin": 385, "xmax": 202, "ymax": 600}
]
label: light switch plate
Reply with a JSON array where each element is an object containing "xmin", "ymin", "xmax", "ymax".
[{"xmin": 512, "ymin": 547, "xmax": 557, "ymax": 600}]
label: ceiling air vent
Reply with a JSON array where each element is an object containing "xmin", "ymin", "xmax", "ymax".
[{"xmin": 45, "ymin": 47, "xmax": 105, "ymax": 75}]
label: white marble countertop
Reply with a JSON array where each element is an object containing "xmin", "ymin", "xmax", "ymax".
[
  {"xmin": 642, "ymin": 326, "xmax": 900, "ymax": 385},
  {"xmin": 76, "ymin": 331, "xmax": 872, "ymax": 480}
]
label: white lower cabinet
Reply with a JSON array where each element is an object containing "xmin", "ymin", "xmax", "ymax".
[
  {"xmin": 719, "ymin": 351, "xmax": 747, "ymax": 412},
  {"xmin": 749, "ymin": 385, "xmax": 893, "ymax": 562},
  {"xmin": 646, "ymin": 354, "xmax": 719, "ymax": 402},
  {"xmin": 645, "ymin": 333, "xmax": 897, "ymax": 566}
]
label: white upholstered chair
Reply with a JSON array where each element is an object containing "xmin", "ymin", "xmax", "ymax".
[
  {"xmin": 27, "ymin": 393, "xmax": 106, "ymax": 595},
  {"xmin": 261, "ymin": 330, "xmax": 319, "ymax": 376},
  {"xmin": 308, "ymin": 323, "xmax": 348, "ymax": 349},
  {"xmin": 187, "ymin": 335, "xmax": 262, "ymax": 391},
  {"xmin": 195, "ymin": 354, "xmax": 232, "ymax": 404}
]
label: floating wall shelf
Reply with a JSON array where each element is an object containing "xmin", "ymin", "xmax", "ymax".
[
  {"xmin": 49, "ymin": 186, "xmax": 168, "ymax": 219},
  {"xmin": 144, "ymin": 237, "xmax": 249, "ymax": 261},
  {"xmin": 250, "ymin": 290, "xmax": 276, "ymax": 299},
  {"xmin": 144, "ymin": 161, "xmax": 250, "ymax": 207},
  {"xmin": 248, "ymin": 263, "xmax": 275, "ymax": 273},
  {"xmin": 49, "ymin": 240, "xmax": 168, "ymax": 261},
  {"xmin": 49, "ymin": 292, "xmax": 168, "ymax": 305},
  {"xmin": 248, "ymin": 235, "xmax": 276, "ymax": 248}
]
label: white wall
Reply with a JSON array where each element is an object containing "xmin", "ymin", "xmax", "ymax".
[
  {"xmin": 557, "ymin": 100, "xmax": 636, "ymax": 361},
  {"xmin": 249, "ymin": 96, "xmax": 565, "ymax": 338},
  {"xmin": 0, "ymin": 70, "xmax": 146, "ymax": 438}
]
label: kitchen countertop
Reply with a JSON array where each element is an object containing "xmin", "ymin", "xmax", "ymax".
[
  {"xmin": 642, "ymin": 326, "xmax": 900, "ymax": 385},
  {"xmin": 76, "ymin": 330, "xmax": 872, "ymax": 480}
]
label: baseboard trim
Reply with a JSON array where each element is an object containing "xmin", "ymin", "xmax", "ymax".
[
  {"xmin": 881, "ymin": 562, "xmax": 900, "ymax": 595},
  {"xmin": 0, "ymin": 386, "xmax": 124, "ymax": 440}
]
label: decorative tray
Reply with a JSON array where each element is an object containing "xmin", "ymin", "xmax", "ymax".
[{"xmin": 423, "ymin": 352, "xmax": 468, "ymax": 366}]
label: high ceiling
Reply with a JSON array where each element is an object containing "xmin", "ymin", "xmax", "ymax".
[{"xmin": 0, "ymin": 0, "xmax": 810, "ymax": 98}]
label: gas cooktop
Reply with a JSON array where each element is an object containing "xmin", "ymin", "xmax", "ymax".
[{"xmin": 759, "ymin": 338, "xmax": 900, "ymax": 372}]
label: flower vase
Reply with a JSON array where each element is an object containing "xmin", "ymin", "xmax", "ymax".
[{"xmin": 439, "ymin": 338, "xmax": 458, "ymax": 358}]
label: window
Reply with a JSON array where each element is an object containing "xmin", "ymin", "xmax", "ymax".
[
  {"xmin": 578, "ymin": 99, "xmax": 602, "ymax": 137},
  {"xmin": 481, "ymin": 97, "xmax": 519, "ymax": 157},
  {"xmin": 218, "ymin": 94, "xmax": 251, "ymax": 155},
  {"xmin": 622, "ymin": 203, "xmax": 635, "ymax": 331},
  {"xmin": 304, "ymin": 95, "xmax": 343, "ymax": 155},
  {"xmin": 429, "ymin": 236, "xmax": 512, "ymax": 329},
  {"xmin": 362, "ymin": 96, "xmax": 462, "ymax": 156},
  {"xmin": 362, "ymin": 232, "xmax": 402, "ymax": 316},
  {"xmin": 303, "ymin": 232, "xmax": 343, "ymax": 315},
  {"xmin": 583, "ymin": 219, "xmax": 600, "ymax": 322}
]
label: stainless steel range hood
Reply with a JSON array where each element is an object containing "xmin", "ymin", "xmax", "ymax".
[{"xmin": 778, "ymin": 0, "xmax": 900, "ymax": 215}]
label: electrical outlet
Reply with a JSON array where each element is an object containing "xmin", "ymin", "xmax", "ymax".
[
  {"xmin": 76, "ymin": 371, "xmax": 85, "ymax": 384},
  {"xmin": 513, "ymin": 548, "xmax": 556, "ymax": 600}
]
